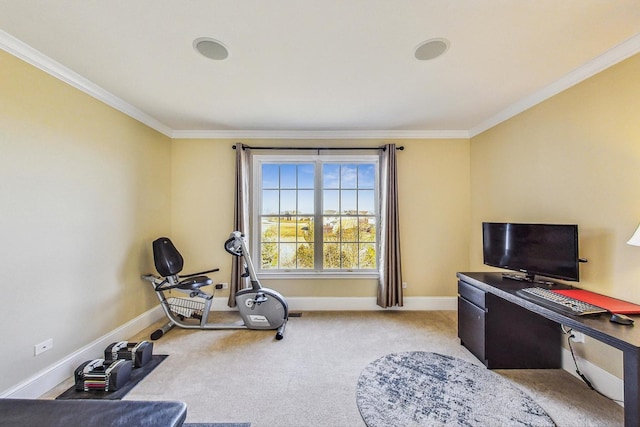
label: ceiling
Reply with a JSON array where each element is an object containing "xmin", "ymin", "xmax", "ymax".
[{"xmin": 1, "ymin": 1, "xmax": 639, "ymax": 138}]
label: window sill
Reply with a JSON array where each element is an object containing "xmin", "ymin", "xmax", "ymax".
[{"xmin": 256, "ymin": 271, "xmax": 379, "ymax": 280}]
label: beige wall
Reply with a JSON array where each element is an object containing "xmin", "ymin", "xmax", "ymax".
[
  {"xmin": 5, "ymin": 41, "xmax": 636, "ymax": 395},
  {"xmin": 0, "ymin": 47, "xmax": 471, "ymax": 394},
  {"xmin": 171, "ymin": 138, "xmax": 471, "ymax": 298},
  {"xmin": 0, "ymin": 50, "xmax": 172, "ymax": 393},
  {"xmin": 470, "ymin": 53, "xmax": 640, "ymax": 377}
]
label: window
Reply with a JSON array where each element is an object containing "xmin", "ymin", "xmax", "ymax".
[{"xmin": 253, "ymin": 154, "xmax": 379, "ymax": 275}]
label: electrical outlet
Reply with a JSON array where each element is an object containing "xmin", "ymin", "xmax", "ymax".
[
  {"xmin": 220, "ymin": 282, "xmax": 228, "ymax": 289},
  {"xmin": 402, "ymin": 282, "xmax": 407, "ymax": 289},
  {"xmin": 570, "ymin": 331, "xmax": 585, "ymax": 343},
  {"xmin": 34, "ymin": 338, "xmax": 53, "ymax": 356}
]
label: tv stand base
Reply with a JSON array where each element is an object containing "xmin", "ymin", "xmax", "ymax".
[{"xmin": 501, "ymin": 273, "xmax": 560, "ymax": 287}]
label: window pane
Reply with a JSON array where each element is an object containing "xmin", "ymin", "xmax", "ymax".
[
  {"xmin": 279, "ymin": 243, "xmax": 296, "ymax": 268},
  {"xmin": 279, "ymin": 217, "xmax": 296, "ymax": 242},
  {"xmin": 323, "ymin": 164, "xmax": 340, "ymax": 188},
  {"xmin": 341, "ymin": 164, "xmax": 357, "ymax": 188},
  {"xmin": 358, "ymin": 190, "xmax": 375, "ymax": 214},
  {"xmin": 359, "ymin": 217, "xmax": 376, "ymax": 242},
  {"xmin": 298, "ymin": 190, "xmax": 314, "ymax": 214},
  {"xmin": 358, "ymin": 164, "xmax": 375, "ymax": 189},
  {"xmin": 280, "ymin": 190, "xmax": 296, "ymax": 214},
  {"xmin": 323, "ymin": 190, "xmax": 339, "ymax": 214},
  {"xmin": 298, "ymin": 164, "xmax": 314, "ymax": 188},
  {"xmin": 341, "ymin": 217, "xmax": 358, "ymax": 241},
  {"xmin": 341, "ymin": 190, "xmax": 357, "ymax": 215},
  {"xmin": 298, "ymin": 217, "xmax": 314, "ymax": 243},
  {"xmin": 296, "ymin": 243, "xmax": 314, "ymax": 269},
  {"xmin": 342, "ymin": 243, "xmax": 358, "ymax": 269},
  {"xmin": 280, "ymin": 164, "xmax": 297, "ymax": 188},
  {"xmin": 262, "ymin": 164, "xmax": 279, "ymax": 188},
  {"xmin": 261, "ymin": 243, "xmax": 278, "ymax": 269},
  {"xmin": 261, "ymin": 217, "xmax": 278, "ymax": 242},
  {"xmin": 262, "ymin": 190, "xmax": 279, "ymax": 214},
  {"xmin": 323, "ymin": 243, "xmax": 340, "ymax": 269},
  {"xmin": 359, "ymin": 243, "xmax": 376, "ymax": 268},
  {"xmin": 323, "ymin": 217, "xmax": 339, "ymax": 242}
]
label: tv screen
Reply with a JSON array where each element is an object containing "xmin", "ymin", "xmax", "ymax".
[{"xmin": 482, "ymin": 222, "xmax": 580, "ymax": 282}]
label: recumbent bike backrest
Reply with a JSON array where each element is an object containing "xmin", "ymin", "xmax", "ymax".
[{"xmin": 152, "ymin": 237, "xmax": 184, "ymax": 277}]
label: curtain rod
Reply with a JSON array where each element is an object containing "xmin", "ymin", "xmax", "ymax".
[{"xmin": 232, "ymin": 144, "xmax": 404, "ymax": 151}]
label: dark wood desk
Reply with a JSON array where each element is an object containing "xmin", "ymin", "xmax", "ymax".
[{"xmin": 457, "ymin": 272, "xmax": 640, "ymax": 427}]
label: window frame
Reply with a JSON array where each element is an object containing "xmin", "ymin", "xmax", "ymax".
[{"xmin": 251, "ymin": 152, "xmax": 380, "ymax": 279}]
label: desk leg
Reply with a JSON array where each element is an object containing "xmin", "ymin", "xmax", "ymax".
[{"xmin": 623, "ymin": 349, "xmax": 640, "ymax": 427}]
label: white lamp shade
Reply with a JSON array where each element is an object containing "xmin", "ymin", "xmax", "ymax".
[{"xmin": 628, "ymin": 224, "xmax": 640, "ymax": 246}]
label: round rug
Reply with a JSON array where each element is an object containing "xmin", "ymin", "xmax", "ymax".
[{"xmin": 356, "ymin": 352, "xmax": 555, "ymax": 427}]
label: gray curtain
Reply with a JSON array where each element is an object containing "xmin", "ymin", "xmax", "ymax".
[
  {"xmin": 229, "ymin": 143, "xmax": 250, "ymax": 307},
  {"xmin": 377, "ymin": 143, "xmax": 403, "ymax": 308}
]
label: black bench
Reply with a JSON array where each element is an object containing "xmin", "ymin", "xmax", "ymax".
[{"xmin": 0, "ymin": 399, "xmax": 187, "ymax": 427}]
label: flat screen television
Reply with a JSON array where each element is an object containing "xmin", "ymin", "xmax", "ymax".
[{"xmin": 482, "ymin": 222, "xmax": 580, "ymax": 282}]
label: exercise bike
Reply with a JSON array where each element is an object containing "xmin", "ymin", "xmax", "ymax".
[{"xmin": 141, "ymin": 232, "xmax": 288, "ymax": 340}]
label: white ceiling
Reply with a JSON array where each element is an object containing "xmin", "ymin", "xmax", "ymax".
[{"xmin": 1, "ymin": 1, "xmax": 639, "ymax": 138}]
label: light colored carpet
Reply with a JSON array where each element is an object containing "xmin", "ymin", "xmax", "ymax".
[{"xmin": 43, "ymin": 311, "xmax": 623, "ymax": 426}]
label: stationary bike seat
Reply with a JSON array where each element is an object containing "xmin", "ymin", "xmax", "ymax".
[{"xmin": 177, "ymin": 276, "xmax": 212, "ymax": 290}]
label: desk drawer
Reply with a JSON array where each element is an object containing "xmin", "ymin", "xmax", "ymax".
[
  {"xmin": 458, "ymin": 280, "xmax": 486, "ymax": 308},
  {"xmin": 458, "ymin": 296, "xmax": 486, "ymax": 363}
]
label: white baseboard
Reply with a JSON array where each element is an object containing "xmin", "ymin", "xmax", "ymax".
[
  {"xmin": 1, "ymin": 296, "xmax": 455, "ymax": 399},
  {"xmin": 561, "ymin": 348, "xmax": 624, "ymax": 406},
  {"xmin": 1, "ymin": 306, "xmax": 165, "ymax": 399},
  {"xmin": 210, "ymin": 296, "xmax": 458, "ymax": 311},
  {"xmin": 280, "ymin": 296, "xmax": 458, "ymax": 311}
]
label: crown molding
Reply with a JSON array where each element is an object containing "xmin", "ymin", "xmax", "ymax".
[
  {"xmin": 469, "ymin": 32, "xmax": 640, "ymax": 137},
  {"xmin": 0, "ymin": 30, "xmax": 173, "ymax": 137},
  {"xmin": 3, "ymin": 28, "xmax": 638, "ymax": 141},
  {"xmin": 0, "ymin": 30, "xmax": 464, "ymax": 141},
  {"xmin": 170, "ymin": 129, "xmax": 470, "ymax": 140}
]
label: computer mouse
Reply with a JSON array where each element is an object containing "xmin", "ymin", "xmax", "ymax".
[{"xmin": 610, "ymin": 313, "xmax": 634, "ymax": 325}]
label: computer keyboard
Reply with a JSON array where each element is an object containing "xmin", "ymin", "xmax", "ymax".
[{"xmin": 516, "ymin": 287, "xmax": 608, "ymax": 316}]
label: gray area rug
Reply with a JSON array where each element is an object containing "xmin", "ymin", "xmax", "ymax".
[{"xmin": 356, "ymin": 352, "xmax": 556, "ymax": 426}]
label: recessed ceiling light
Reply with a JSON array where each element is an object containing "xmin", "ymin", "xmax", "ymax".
[
  {"xmin": 414, "ymin": 38, "xmax": 450, "ymax": 61},
  {"xmin": 193, "ymin": 37, "xmax": 229, "ymax": 60}
]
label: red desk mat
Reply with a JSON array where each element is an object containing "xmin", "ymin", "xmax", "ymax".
[{"xmin": 552, "ymin": 289, "xmax": 640, "ymax": 314}]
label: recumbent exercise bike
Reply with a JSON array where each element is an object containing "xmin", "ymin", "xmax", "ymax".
[{"xmin": 141, "ymin": 231, "xmax": 288, "ymax": 340}]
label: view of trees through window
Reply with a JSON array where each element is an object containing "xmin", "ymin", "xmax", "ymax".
[{"xmin": 258, "ymin": 159, "xmax": 378, "ymax": 271}]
